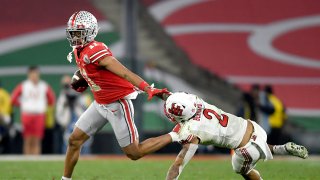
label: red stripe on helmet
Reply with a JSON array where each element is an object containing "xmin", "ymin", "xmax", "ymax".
[{"xmin": 71, "ymin": 11, "xmax": 79, "ymax": 27}]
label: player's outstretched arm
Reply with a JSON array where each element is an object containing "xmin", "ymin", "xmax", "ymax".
[
  {"xmin": 99, "ymin": 56, "xmax": 145, "ymax": 87},
  {"xmin": 166, "ymin": 138, "xmax": 199, "ymax": 180},
  {"xmin": 99, "ymin": 56, "xmax": 169, "ymax": 100}
]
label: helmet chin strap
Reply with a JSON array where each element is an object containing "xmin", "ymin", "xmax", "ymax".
[
  {"xmin": 66, "ymin": 41, "xmax": 90, "ymax": 63},
  {"xmin": 67, "ymin": 46, "xmax": 76, "ymax": 63}
]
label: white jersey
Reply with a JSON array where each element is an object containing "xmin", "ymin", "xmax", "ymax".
[
  {"xmin": 181, "ymin": 99, "xmax": 248, "ymax": 149},
  {"xmin": 21, "ymin": 80, "xmax": 49, "ymax": 113}
]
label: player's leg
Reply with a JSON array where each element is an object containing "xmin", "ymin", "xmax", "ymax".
[
  {"xmin": 232, "ymin": 143, "xmax": 262, "ymax": 180},
  {"xmin": 23, "ymin": 137, "xmax": 32, "ymax": 154},
  {"xmin": 122, "ymin": 134, "xmax": 172, "ymax": 160},
  {"xmin": 63, "ymin": 127, "xmax": 89, "ymax": 178},
  {"xmin": 244, "ymin": 169, "xmax": 262, "ymax": 180},
  {"xmin": 63, "ymin": 102, "xmax": 108, "ymax": 179},
  {"xmin": 29, "ymin": 136, "xmax": 41, "ymax": 154},
  {"xmin": 108, "ymin": 99, "xmax": 172, "ymax": 160},
  {"xmin": 21, "ymin": 113, "xmax": 32, "ymax": 154},
  {"xmin": 268, "ymin": 143, "xmax": 308, "ymax": 158},
  {"xmin": 124, "ymin": 122, "xmax": 195, "ymax": 160},
  {"xmin": 30, "ymin": 114, "xmax": 45, "ymax": 155}
]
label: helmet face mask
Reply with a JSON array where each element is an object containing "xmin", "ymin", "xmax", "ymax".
[
  {"xmin": 66, "ymin": 29, "xmax": 87, "ymax": 46},
  {"xmin": 164, "ymin": 92, "xmax": 199, "ymax": 123},
  {"xmin": 66, "ymin": 11, "xmax": 99, "ymax": 48}
]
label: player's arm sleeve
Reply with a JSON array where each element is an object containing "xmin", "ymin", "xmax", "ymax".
[
  {"xmin": 99, "ymin": 56, "xmax": 146, "ymax": 88},
  {"xmin": 11, "ymin": 84, "xmax": 22, "ymax": 106},
  {"xmin": 89, "ymin": 43, "xmax": 112, "ymax": 65},
  {"xmin": 166, "ymin": 143, "xmax": 199, "ymax": 180}
]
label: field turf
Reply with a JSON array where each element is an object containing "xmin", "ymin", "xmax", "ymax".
[{"xmin": 0, "ymin": 155, "xmax": 319, "ymax": 180}]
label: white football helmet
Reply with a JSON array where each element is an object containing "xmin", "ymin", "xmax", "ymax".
[
  {"xmin": 66, "ymin": 11, "xmax": 99, "ymax": 47},
  {"xmin": 164, "ymin": 92, "xmax": 199, "ymax": 123}
]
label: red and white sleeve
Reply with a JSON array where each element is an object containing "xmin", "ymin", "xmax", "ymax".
[{"xmin": 89, "ymin": 43, "xmax": 113, "ymax": 65}]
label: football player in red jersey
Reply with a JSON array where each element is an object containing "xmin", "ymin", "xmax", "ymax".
[{"xmin": 62, "ymin": 11, "xmax": 184, "ymax": 180}]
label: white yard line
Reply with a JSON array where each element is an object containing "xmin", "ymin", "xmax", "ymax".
[{"xmin": 0, "ymin": 155, "xmax": 65, "ymax": 161}]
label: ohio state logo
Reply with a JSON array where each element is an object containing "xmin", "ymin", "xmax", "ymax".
[
  {"xmin": 168, "ymin": 103, "xmax": 183, "ymax": 116},
  {"xmin": 77, "ymin": 24, "xmax": 85, "ymax": 28},
  {"xmin": 83, "ymin": 54, "xmax": 90, "ymax": 64}
]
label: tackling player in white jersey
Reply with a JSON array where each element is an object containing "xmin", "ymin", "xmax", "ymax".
[{"xmin": 164, "ymin": 92, "xmax": 308, "ymax": 180}]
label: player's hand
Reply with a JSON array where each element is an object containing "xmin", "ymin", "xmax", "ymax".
[
  {"xmin": 146, "ymin": 88, "xmax": 170, "ymax": 101},
  {"xmin": 168, "ymin": 123, "xmax": 182, "ymax": 142},
  {"xmin": 170, "ymin": 131, "xmax": 194, "ymax": 144},
  {"xmin": 169, "ymin": 123, "xmax": 194, "ymax": 144},
  {"xmin": 138, "ymin": 81, "xmax": 170, "ymax": 101},
  {"xmin": 72, "ymin": 85, "xmax": 87, "ymax": 93},
  {"xmin": 176, "ymin": 123, "xmax": 195, "ymax": 144},
  {"xmin": 178, "ymin": 134, "xmax": 195, "ymax": 145}
]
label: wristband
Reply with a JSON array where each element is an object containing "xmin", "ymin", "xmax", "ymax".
[
  {"xmin": 138, "ymin": 81, "xmax": 149, "ymax": 91},
  {"xmin": 168, "ymin": 132, "xmax": 179, "ymax": 142}
]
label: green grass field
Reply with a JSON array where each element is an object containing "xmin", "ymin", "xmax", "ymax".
[{"xmin": 0, "ymin": 156, "xmax": 319, "ymax": 180}]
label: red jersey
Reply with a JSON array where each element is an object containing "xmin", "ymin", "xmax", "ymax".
[{"xmin": 74, "ymin": 41, "xmax": 135, "ymax": 104}]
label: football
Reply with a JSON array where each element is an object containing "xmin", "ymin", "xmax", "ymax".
[{"xmin": 71, "ymin": 70, "xmax": 88, "ymax": 89}]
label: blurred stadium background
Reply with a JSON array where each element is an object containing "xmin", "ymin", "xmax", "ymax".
[{"xmin": 1, "ymin": 0, "xmax": 320, "ymax": 158}]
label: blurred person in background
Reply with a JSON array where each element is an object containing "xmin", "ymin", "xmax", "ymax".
[
  {"xmin": 11, "ymin": 66, "xmax": 55, "ymax": 155},
  {"xmin": 259, "ymin": 85, "xmax": 287, "ymax": 145},
  {"xmin": 257, "ymin": 85, "xmax": 272, "ymax": 134},
  {"xmin": 42, "ymin": 93, "xmax": 56, "ymax": 154},
  {"xmin": 56, "ymin": 75, "xmax": 92, "ymax": 154},
  {"xmin": 0, "ymin": 80, "xmax": 12, "ymax": 153},
  {"xmin": 237, "ymin": 84, "xmax": 260, "ymax": 122}
]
